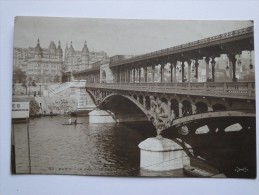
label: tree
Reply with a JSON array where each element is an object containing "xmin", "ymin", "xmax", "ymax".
[
  {"xmin": 32, "ymin": 80, "xmax": 36, "ymax": 87},
  {"xmin": 21, "ymin": 79, "xmax": 27, "ymax": 95},
  {"xmin": 13, "ymin": 68, "xmax": 26, "ymax": 83},
  {"xmin": 29, "ymin": 98, "xmax": 40, "ymax": 116},
  {"xmin": 54, "ymin": 74, "xmax": 60, "ymax": 83}
]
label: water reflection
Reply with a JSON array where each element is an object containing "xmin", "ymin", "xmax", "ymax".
[{"xmin": 13, "ymin": 116, "xmax": 157, "ymax": 176}]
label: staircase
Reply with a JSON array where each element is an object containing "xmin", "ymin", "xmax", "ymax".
[{"xmin": 47, "ymin": 80, "xmax": 86, "ymax": 96}]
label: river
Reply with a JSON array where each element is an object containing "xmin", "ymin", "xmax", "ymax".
[
  {"xmin": 13, "ymin": 116, "xmax": 186, "ymax": 177},
  {"xmin": 12, "ymin": 115, "xmax": 256, "ymax": 178}
]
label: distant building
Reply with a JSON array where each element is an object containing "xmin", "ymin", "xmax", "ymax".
[
  {"xmin": 13, "ymin": 48, "xmax": 28, "ymax": 71},
  {"xmin": 13, "ymin": 39, "xmax": 63, "ymax": 83},
  {"xmin": 13, "ymin": 39, "xmax": 109, "ymax": 83},
  {"xmin": 64, "ymin": 41, "xmax": 108, "ymax": 72}
]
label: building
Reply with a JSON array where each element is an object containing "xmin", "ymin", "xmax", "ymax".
[
  {"xmin": 13, "ymin": 39, "xmax": 108, "ymax": 83},
  {"xmin": 13, "ymin": 39, "xmax": 63, "ymax": 83},
  {"xmin": 64, "ymin": 41, "xmax": 108, "ymax": 72},
  {"xmin": 13, "ymin": 48, "xmax": 28, "ymax": 72},
  {"xmin": 27, "ymin": 39, "xmax": 63, "ymax": 83}
]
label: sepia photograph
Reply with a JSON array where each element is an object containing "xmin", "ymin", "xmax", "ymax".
[{"xmin": 11, "ymin": 17, "xmax": 256, "ymax": 178}]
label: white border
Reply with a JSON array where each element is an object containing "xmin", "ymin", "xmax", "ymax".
[{"xmin": 0, "ymin": 1, "xmax": 259, "ymax": 195}]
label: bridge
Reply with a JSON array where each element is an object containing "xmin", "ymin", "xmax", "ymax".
[{"xmin": 67, "ymin": 26, "xmax": 255, "ymax": 173}]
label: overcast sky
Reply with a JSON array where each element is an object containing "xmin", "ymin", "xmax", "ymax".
[{"xmin": 14, "ymin": 17, "xmax": 252, "ymax": 56}]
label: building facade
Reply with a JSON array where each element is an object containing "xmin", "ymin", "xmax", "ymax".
[
  {"xmin": 13, "ymin": 39, "xmax": 109, "ymax": 83},
  {"xmin": 13, "ymin": 48, "xmax": 28, "ymax": 71},
  {"xmin": 64, "ymin": 41, "xmax": 108, "ymax": 72},
  {"xmin": 13, "ymin": 39, "xmax": 63, "ymax": 83}
]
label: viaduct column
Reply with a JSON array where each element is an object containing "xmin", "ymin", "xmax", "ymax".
[
  {"xmin": 187, "ymin": 60, "xmax": 191, "ymax": 82},
  {"xmin": 211, "ymin": 57, "xmax": 216, "ymax": 82},
  {"xmin": 143, "ymin": 66, "xmax": 148, "ymax": 82},
  {"xmin": 181, "ymin": 61, "xmax": 185, "ymax": 82},
  {"xmin": 170, "ymin": 62, "xmax": 173, "ymax": 82},
  {"xmin": 152, "ymin": 64, "xmax": 155, "ymax": 82},
  {"xmin": 194, "ymin": 59, "xmax": 199, "ymax": 82},
  {"xmin": 173, "ymin": 62, "xmax": 177, "ymax": 82},
  {"xmin": 124, "ymin": 67, "xmax": 128, "ymax": 83},
  {"xmin": 128, "ymin": 68, "xmax": 131, "ymax": 82},
  {"xmin": 133, "ymin": 67, "xmax": 136, "ymax": 83},
  {"xmin": 205, "ymin": 57, "xmax": 210, "ymax": 81},
  {"xmin": 228, "ymin": 54, "xmax": 237, "ymax": 81},
  {"xmin": 139, "ymin": 67, "xmax": 141, "ymax": 83},
  {"xmin": 161, "ymin": 63, "xmax": 165, "ymax": 82}
]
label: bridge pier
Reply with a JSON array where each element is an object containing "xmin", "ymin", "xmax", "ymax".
[
  {"xmin": 138, "ymin": 136, "xmax": 190, "ymax": 171},
  {"xmin": 89, "ymin": 110, "xmax": 116, "ymax": 123}
]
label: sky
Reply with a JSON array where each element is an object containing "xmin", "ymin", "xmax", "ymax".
[{"xmin": 14, "ymin": 17, "xmax": 253, "ymax": 57}]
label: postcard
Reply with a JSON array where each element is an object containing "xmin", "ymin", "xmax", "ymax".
[{"xmin": 11, "ymin": 17, "xmax": 255, "ymax": 178}]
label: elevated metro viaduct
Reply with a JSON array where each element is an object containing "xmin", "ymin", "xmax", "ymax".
[{"xmin": 70, "ymin": 26, "xmax": 255, "ymax": 173}]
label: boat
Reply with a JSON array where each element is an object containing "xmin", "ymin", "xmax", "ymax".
[{"xmin": 62, "ymin": 122, "xmax": 83, "ymax": 125}]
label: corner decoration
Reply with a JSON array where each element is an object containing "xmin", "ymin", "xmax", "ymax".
[{"xmin": 11, "ymin": 17, "xmax": 255, "ymax": 178}]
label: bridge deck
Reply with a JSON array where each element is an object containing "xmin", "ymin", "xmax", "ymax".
[{"xmin": 85, "ymin": 81, "xmax": 255, "ymax": 100}]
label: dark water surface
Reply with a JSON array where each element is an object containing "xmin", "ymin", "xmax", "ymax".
[
  {"xmin": 13, "ymin": 116, "xmax": 184, "ymax": 176},
  {"xmin": 13, "ymin": 116, "xmax": 256, "ymax": 178}
]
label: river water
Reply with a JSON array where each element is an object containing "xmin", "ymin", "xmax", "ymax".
[
  {"xmin": 12, "ymin": 115, "xmax": 256, "ymax": 178},
  {"xmin": 13, "ymin": 116, "xmax": 186, "ymax": 177}
]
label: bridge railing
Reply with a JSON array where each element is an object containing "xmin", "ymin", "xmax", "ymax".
[{"xmin": 85, "ymin": 81, "xmax": 255, "ymax": 99}]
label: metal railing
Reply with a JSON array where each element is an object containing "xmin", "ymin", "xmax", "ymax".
[{"xmin": 85, "ymin": 81, "xmax": 255, "ymax": 99}]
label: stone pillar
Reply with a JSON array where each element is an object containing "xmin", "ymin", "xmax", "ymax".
[
  {"xmin": 187, "ymin": 60, "xmax": 191, "ymax": 82},
  {"xmin": 119, "ymin": 67, "xmax": 121, "ymax": 83},
  {"xmin": 173, "ymin": 63, "xmax": 177, "ymax": 82},
  {"xmin": 138, "ymin": 136, "xmax": 190, "ymax": 171},
  {"xmin": 133, "ymin": 68, "xmax": 136, "ymax": 83},
  {"xmin": 179, "ymin": 102, "xmax": 183, "ymax": 117},
  {"xmin": 194, "ymin": 59, "xmax": 199, "ymax": 82},
  {"xmin": 170, "ymin": 62, "xmax": 173, "ymax": 82},
  {"xmin": 128, "ymin": 69, "xmax": 131, "ymax": 82},
  {"xmin": 161, "ymin": 64, "xmax": 165, "ymax": 82},
  {"xmin": 125, "ymin": 68, "xmax": 127, "ymax": 83},
  {"xmin": 152, "ymin": 65, "xmax": 155, "ymax": 82},
  {"xmin": 205, "ymin": 57, "xmax": 210, "ymax": 81},
  {"xmin": 143, "ymin": 66, "xmax": 148, "ymax": 82},
  {"xmin": 229, "ymin": 54, "xmax": 237, "ymax": 81},
  {"xmin": 211, "ymin": 57, "xmax": 216, "ymax": 82},
  {"xmin": 136, "ymin": 68, "xmax": 138, "ymax": 82},
  {"xmin": 181, "ymin": 61, "xmax": 185, "ymax": 82},
  {"xmin": 139, "ymin": 67, "xmax": 141, "ymax": 83}
]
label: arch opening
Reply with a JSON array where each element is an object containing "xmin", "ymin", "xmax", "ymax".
[
  {"xmin": 195, "ymin": 102, "xmax": 208, "ymax": 114},
  {"xmin": 99, "ymin": 94, "xmax": 150, "ymax": 123}
]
